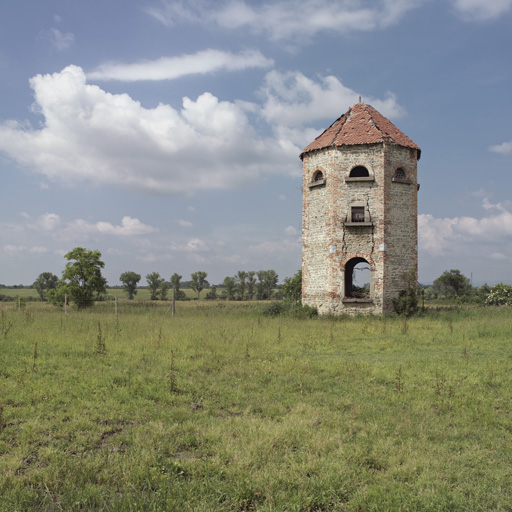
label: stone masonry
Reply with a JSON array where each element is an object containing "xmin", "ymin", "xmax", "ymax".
[{"xmin": 301, "ymin": 102, "xmax": 421, "ymax": 315}]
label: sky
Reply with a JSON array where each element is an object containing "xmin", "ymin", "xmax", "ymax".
[{"xmin": 1, "ymin": 0, "xmax": 512, "ymax": 287}]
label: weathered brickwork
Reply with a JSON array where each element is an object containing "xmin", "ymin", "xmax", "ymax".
[{"xmin": 301, "ymin": 103, "xmax": 420, "ymax": 315}]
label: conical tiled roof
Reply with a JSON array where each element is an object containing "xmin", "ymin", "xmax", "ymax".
[{"xmin": 300, "ymin": 102, "xmax": 420, "ymax": 159}]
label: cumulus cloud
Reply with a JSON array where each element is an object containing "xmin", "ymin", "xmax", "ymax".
[
  {"xmin": 88, "ymin": 49, "xmax": 273, "ymax": 82},
  {"xmin": 5, "ymin": 213, "xmax": 156, "ymax": 240},
  {"xmin": 146, "ymin": 0, "xmax": 421, "ymax": 42},
  {"xmin": 490, "ymin": 140, "xmax": 512, "ymax": 154},
  {"xmin": 259, "ymin": 70, "xmax": 406, "ymax": 148},
  {"xmin": 0, "ymin": 65, "xmax": 299, "ymax": 194},
  {"xmin": 451, "ymin": 0, "xmax": 512, "ymax": 21},
  {"xmin": 261, "ymin": 71, "xmax": 405, "ymax": 126},
  {"xmin": 419, "ymin": 199, "xmax": 512, "ymax": 258}
]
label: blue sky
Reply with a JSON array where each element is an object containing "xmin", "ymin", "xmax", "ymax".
[{"xmin": 1, "ymin": 0, "xmax": 512, "ymax": 287}]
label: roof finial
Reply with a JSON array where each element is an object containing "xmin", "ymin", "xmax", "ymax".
[{"xmin": 358, "ymin": 95, "xmax": 362, "ymax": 103}]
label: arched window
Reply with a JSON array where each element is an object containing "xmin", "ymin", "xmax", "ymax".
[
  {"xmin": 394, "ymin": 168, "xmax": 406, "ymax": 180},
  {"xmin": 313, "ymin": 170, "xmax": 324, "ymax": 182},
  {"xmin": 344, "ymin": 257, "xmax": 371, "ymax": 299},
  {"xmin": 349, "ymin": 166, "xmax": 369, "ymax": 178}
]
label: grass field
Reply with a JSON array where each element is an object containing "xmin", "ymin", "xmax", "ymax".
[{"xmin": 0, "ymin": 301, "xmax": 511, "ymax": 511}]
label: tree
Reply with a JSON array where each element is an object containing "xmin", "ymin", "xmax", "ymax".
[
  {"xmin": 170, "ymin": 273, "xmax": 186, "ymax": 300},
  {"xmin": 257, "ymin": 270, "xmax": 279, "ymax": 300},
  {"xmin": 235, "ymin": 271, "xmax": 247, "ymax": 300},
  {"xmin": 33, "ymin": 272, "xmax": 59, "ymax": 301},
  {"xmin": 246, "ymin": 271, "xmax": 256, "ymax": 301},
  {"xmin": 146, "ymin": 272, "xmax": 163, "ymax": 300},
  {"xmin": 159, "ymin": 281, "xmax": 169, "ymax": 301},
  {"xmin": 49, "ymin": 247, "xmax": 107, "ymax": 308},
  {"xmin": 223, "ymin": 277, "xmax": 236, "ymax": 301},
  {"xmin": 433, "ymin": 269, "xmax": 471, "ymax": 298},
  {"xmin": 120, "ymin": 271, "xmax": 141, "ymax": 300},
  {"xmin": 190, "ymin": 271, "xmax": 209, "ymax": 300},
  {"xmin": 283, "ymin": 269, "xmax": 302, "ymax": 304}
]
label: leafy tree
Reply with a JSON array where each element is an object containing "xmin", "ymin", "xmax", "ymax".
[
  {"xmin": 257, "ymin": 270, "xmax": 279, "ymax": 300},
  {"xmin": 170, "ymin": 273, "xmax": 186, "ymax": 300},
  {"xmin": 283, "ymin": 269, "xmax": 302, "ymax": 304},
  {"xmin": 190, "ymin": 271, "xmax": 209, "ymax": 300},
  {"xmin": 159, "ymin": 281, "xmax": 169, "ymax": 301},
  {"xmin": 48, "ymin": 247, "xmax": 107, "ymax": 308},
  {"xmin": 33, "ymin": 272, "xmax": 59, "ymax": 301},
  {"xmin": 120, "ymin": 271, "xmax": 141, "ymax": 300},
  {"xmin": 223, "ymin": 277, "xmax": 236, "ymax": 301},
  {"xmin": 146, "ymin": 272, "xmax": 163, "ymax": 300},
  {"xmin": 246, "ymin": 271, "xmax": 256, "ymax": 301},
  {"xmin": 433, "ymin": 269, "xmax": 471, "ymax": 298},
  {"xmin": 235, "ymin": 271, "xmax": 247, "ymax": 300}
]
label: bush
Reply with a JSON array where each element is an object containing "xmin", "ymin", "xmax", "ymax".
[
  {"xmin": 261, "ymin": 301, "xmax": 318, "ymax": 319},
  {"xmin": 393, "ymin": 270, "xmax": 419, "ymax": 317},
  {"xmin": 485, "ymin": 283, "xmax": 512, "ymax": 306}
]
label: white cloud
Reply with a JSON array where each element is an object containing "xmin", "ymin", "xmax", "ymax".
[
  {"xmin": 259, "ymin": 71, "xmax": 406, "ymax": 148},
  {"xmin": 146, "ymin": 0, "xmax": 421, "ymax": 42},
  {"xmin": 178, "ymin": 219, "xmax": 194, "ymax": 227},
  {"xmin": 285, "ymin": 225, "xmax": 298, "ymax": 236},
  {"xmin": 0, "ymin": 65, "xmax": 299, "ymax": 195},
  {"xmin": 261, "ymin": 71, "xmax": 406, "ymax": 128},
  {"xmin": 88, "ymin": 49, "xmax": 273, "ymax": 82},
  {"xmin": 7, "ymin": 213, "xmax": 156, "ymax": 240},
  {"xmin": 490, "ymin": 140, "xmax": 512, "ymax": 154},
  {"xmin": 40, "ymin": 28, "xmax": 74, "ymax": 50},
  {"xmin": 419, "ymin": 199, "xmax": 512, "ymax": 257},
  {"xmin": 94, "ymin": 216, "xmax": 157, "ymax": 236},
  {"xmin": 451, "ymin": 0, "xmax": 512, "ymax": 21}
]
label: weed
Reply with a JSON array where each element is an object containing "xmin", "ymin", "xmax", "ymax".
[
  {"xmin": 400, "ymin": 315, "xmax": 408, "ymax": 334},
  {"xmin": 95, "ymin": 321, "xmax": 107, "ymax": 355},
  {"xmin": 394, "ymin": 365, "xmax": 403, "ymax": 393},
  {"xmin": 1, "ymin": 310, "xmax": 13, "ymax": 340},
  {"xmin": 167, "ymin": 349, "xmax": 177, "ymax": 393},
  {"xmin": 32, "ymin": 341, "xmax": 38, "ymax": 371}
]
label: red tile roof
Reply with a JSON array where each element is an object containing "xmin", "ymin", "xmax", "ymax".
[{"xmin": 300, "ymin": 102, "xmax": 420, "ymax": 159}]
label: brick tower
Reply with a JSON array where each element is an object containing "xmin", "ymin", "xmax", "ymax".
[{"xmin": 301, "ymin": 101, "xmax": 421, "ymax": 315}]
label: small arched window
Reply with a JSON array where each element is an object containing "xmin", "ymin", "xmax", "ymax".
[
  {"xmin": 349, "ymin": 166, "xmax": 369, "ymax": 178},
  {"xmin": 394, "ymin": 168, "xmax": 406, "ymax": 180},
  {"xmin": 313, "ymin": 170, "xmax": 324, "ymax": 182}
]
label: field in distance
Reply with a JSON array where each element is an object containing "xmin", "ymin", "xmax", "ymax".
[{"xmin": 0, "ymin": 301, "xmax": 511, "ymax": 511}]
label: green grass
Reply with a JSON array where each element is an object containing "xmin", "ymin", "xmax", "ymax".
[{"xmin": 1, "ymin": 302, "xmax": 511, "ymax": 511}]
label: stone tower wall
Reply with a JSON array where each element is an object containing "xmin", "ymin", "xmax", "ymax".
[{"xmin": 302, "ymin": 143, "xmax": 418, "ymax": 315}]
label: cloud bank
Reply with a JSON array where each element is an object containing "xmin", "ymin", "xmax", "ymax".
[{"xmin": 0, "ymin": 65, "xmax": 406, "ymax": 194}]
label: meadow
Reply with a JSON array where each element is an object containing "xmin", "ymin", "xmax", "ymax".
[{"xmin": 0, "ymin": 301, "xmax": 511, "ymax": 511}]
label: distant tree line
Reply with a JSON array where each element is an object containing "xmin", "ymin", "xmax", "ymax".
[{"xmin": 7, "ymin": 248, "xmax": 512, "ymax": 310}]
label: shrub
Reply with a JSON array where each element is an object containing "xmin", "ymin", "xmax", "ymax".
[
  {"xmin": 393, "ymin": 270, "xmax": 419, "ymax": 317},
  {"xmin": 485, "ymin": 283, "xmax": 512, "ymax": 306},
  {"xmin": 261, "ymin": 301, "xmax": 318, "ymax": 319}
]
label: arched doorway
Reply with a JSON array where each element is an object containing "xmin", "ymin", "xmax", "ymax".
[{"xmin": 345, "ymin": 257, "xmax": 371, "ymax": 299}]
